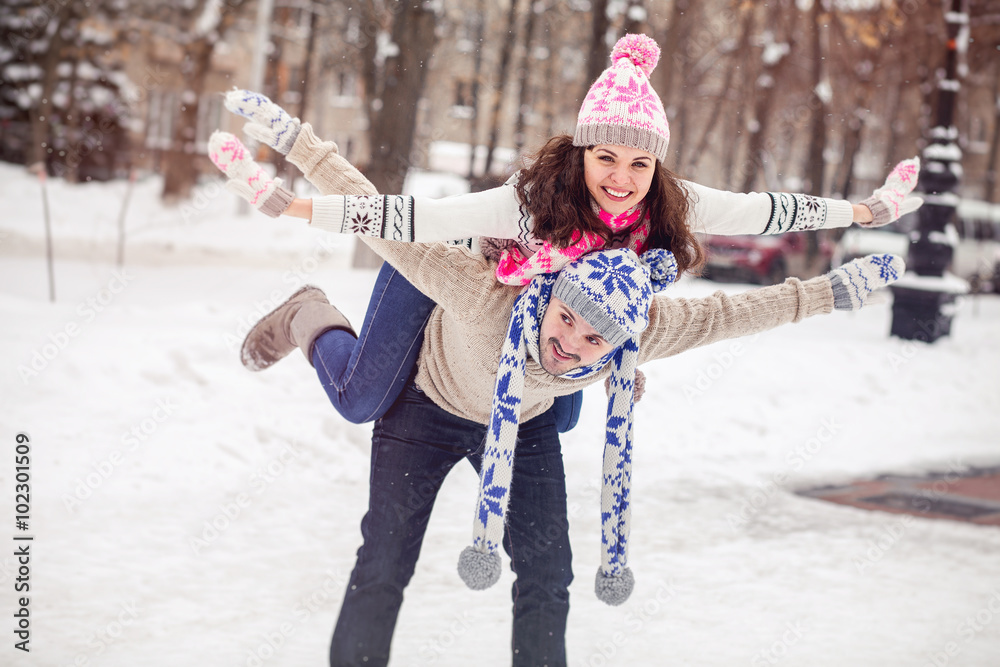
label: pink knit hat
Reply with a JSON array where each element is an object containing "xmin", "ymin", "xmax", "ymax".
[{"xmin": 573, "ymin": 34, "xmax": 670, "ymax": 163}]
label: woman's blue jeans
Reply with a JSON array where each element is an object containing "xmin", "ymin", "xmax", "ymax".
[
  {"xmin": 310, "ymin": 262, "xmax": 583, "ymax": 431},
  {"xmin": 329, "ymin": 382, "xmax": 573, "ymax": 667}
]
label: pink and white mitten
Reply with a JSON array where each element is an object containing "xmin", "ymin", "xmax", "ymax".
[
  {"xmin": 208, "ymin": 131, "xmax": 294, "ymax": 217},
  {"xmin": 859, "ymin": 158, "xmax": 923, "ymax": 227}
]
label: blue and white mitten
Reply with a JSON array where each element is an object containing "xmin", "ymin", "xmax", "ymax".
[
  {"xmin": 223, "ymin": 88, "xmax": 301, "ymax": 155},
  {"xmin": 827, "ymin": 254, "xmax": 905, "ymax": 311}
]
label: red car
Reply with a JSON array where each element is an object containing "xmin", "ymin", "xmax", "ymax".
[{"xmin": 699, "ymin": 232, "xmax": 834, "ymax": 285}]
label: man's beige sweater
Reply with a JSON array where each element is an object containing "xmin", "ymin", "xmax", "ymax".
[{"xmin": 286, "ymin": 125, "xmax": 836, "ymax": 426}]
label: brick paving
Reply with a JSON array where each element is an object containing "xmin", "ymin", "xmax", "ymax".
[{"xmin": 798, "ymin": 466, "xmax": 1000, "ymax": 526}]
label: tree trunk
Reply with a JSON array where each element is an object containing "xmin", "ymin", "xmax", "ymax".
[
  {"xmin": 584, "ymin": 0, "xmax": 610, "ymax": 92},
  {"xmin": 467, "ymin": 0, "xmax": 487, "ymax": 179},
  {"xmin": 161, "ymin": 39, "xmax": 212, "ymax": 202},
  {"xmin": 739, "ymin": 4, "xmax": 793, "ymax": 193},
  {"xmin": 27, "ymin": 23, "xmax": 65, "ymax": 170},
  {"xmin": 623, "ymin": 0, "xmax": 646, "ymax": 36},
  {"xmin": 684, "ymin": 7, "xmax": 753, "ymax": 178},
  {"xmin": 802, "ymin": 1, "xmax": 828, "ymax": 260},
  {"xmin": 362, "ymin": 3, "xmax": 437, "ymax": 193},
  {"xmin": 803, "ymin": 1, "xmax": 827, "ymax": 197},
  {"xmin": 482, "ymin": 0, "xmax": 521, "ymax": 178},
  {"xmin": 658, "ymin": 0, "xmax": 689, "ymax": 118},
  {"xmin": 983, "ymin": 59, "xmax": 1000, "ymax": 203},
  {"xmin": 353, "ymin": 1, "xmax": 439, "ymax": 268},
  {"xmin": 513, "ymin": 2, "xmax": 538, "ymax": 157},
  {"xmin": 160, "ymin": 2, "xmax": 241, "ymax": 202}
]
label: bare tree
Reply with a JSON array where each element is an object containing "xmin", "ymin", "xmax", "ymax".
[
  {"xmin": 584, "ymin": 0, "xmax": 611, "ymax": 95},
  {"xmin": 352, "ymin": 0, "xmax": 440, "ymax": 267},
  {"xmin": 467, "ymin": 0, "xmax": 487, "ymax": 179},
  {"xmin": 739, "ymin": 3, "xmax": 796, "ymax": 193},
  {"xmin": 683, "ymin": 5, "xmax": 754, "ymax": 178},
  {"xmin": 513, "ymin": 0, "xmax": 540, "ymax": 157},
  {"xmin": 158, "ymin": 0, "xmax": 243, "ymax": 202},
  {"xmin": 481, "ymin": 0, "xmax": 522, "ymax": 178}
]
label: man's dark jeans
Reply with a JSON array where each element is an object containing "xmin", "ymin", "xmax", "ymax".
[{"xmin": 329, "ymin": 382, "xmax": 574, "ymax": 667}]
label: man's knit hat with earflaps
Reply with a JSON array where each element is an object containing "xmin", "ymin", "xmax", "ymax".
[
  {"xmin": 457, "ymin": 247, "xmax": 678, "ymax": 606},
  {"xmin": 574, "ymin": 33, "xmax": 670, "ymax": 163}
]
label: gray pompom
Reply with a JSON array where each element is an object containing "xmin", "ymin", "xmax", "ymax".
[
  {"xmin": 594, "ymin": 567, "xmax": 634, "ymax": 606},
  {"xmin": 458, "ymin": 547, "xmax": 502, "ymax": 590}
]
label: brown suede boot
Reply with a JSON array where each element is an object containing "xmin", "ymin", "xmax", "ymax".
[{"xmin": 240, "ymin": 285, "xmax": 355, "ymax": 371}]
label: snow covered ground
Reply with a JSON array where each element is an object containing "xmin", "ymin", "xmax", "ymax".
[{"xmin": 2, "ymin": 162, "xmax": 999, "ymax": 666}]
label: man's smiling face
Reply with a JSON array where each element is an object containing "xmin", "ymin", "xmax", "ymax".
[{"xmin": 538, "ymin": 296, "xmax": 615, "ymax": 376}]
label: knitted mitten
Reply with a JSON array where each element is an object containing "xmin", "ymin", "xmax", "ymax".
[
  {"xmin": 208, "ymin": 131, "xmax": 294, "ymax": 217},
  {"xmin": 224, "ymin": 88, "xmax": 301, "ymax": 155},
  {"xmin": 826, "ymin": 254, "xmax": 905, "ymax": 311},
  {"xmin": 859, "ymin": 158, "xmax": 923, "ymax": 227}
]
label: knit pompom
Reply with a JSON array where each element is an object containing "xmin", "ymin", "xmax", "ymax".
[
  {"xmin": 595, "ymin": 567, "xmax": 635, "ymax": 606},
  {"xmin": 640, "ymin": 248, "xmax": 678, "ymax": 293},
  {"xmin": 458, "ymin": 547, "xmax": 502, "ymax": 590},
  {"xmin": 611, "ymin": 34, "xmax": 661, "ymax": 76}
]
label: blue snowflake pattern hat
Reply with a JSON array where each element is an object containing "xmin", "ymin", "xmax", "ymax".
[{"xmin": 457, "ymin": 247, "xmax": 677, "ymax": 606}]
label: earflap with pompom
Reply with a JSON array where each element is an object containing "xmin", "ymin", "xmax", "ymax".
[{"xmin": 640, "ymin": 248, "xmax": 678, "ymax": 293}]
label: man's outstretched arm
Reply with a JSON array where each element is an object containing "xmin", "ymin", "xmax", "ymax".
[{"xmin": 638, "ymin": 255, "xmax": 904, "ymax": 364}]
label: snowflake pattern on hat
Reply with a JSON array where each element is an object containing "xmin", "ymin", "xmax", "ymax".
[{"xmin": 574, "ymin": 34, "xmax": 670, "ymax": 163}]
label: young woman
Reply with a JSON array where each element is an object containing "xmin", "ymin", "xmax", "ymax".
[{"xmin": 210, "ymin": 33, "xmax": 920, "ymax": 430}]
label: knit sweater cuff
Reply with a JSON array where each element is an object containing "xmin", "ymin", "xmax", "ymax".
[
  {"xmin": 310, "ymin": 196, "xmax": 346, "ymax": 233},
  {"xmin": 825, "ymin": 200, "xmax": 855, "ymax": 230},
  {"xmin": 287, "ymin": 123, "xmax": 378, "ymax": 197},
  {"xmin": 796, "ymin": 275, "xmax": 836, "ymax": 321},
  {"xmin": 259, "ymin": 184, "xmax": 295, "ymax": 218}
]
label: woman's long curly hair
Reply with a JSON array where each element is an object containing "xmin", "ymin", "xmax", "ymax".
[{"xmin": 514, "ymin": 134, "xmax": 705, "ymax": 276}]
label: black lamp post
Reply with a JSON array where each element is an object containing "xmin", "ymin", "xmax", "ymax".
[{"xmin": 890, "ymin": 0, "xmax": 970, "ymax": 342}]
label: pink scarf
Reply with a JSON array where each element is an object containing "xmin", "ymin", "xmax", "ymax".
[{"xmin": 495, "ymin": 204, "xmax": 651, "ymax": 286}]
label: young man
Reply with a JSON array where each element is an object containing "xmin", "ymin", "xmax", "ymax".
[{"xmin": 241, "ymin": 229, "xmax": 902, "ymax": 667}]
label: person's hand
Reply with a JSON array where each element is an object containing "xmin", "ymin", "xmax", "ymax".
[
  {"xmin": 826, "ymin": 254, "xmax": 905, "ymax": 311},
  {"xmin": 207, "ymin": 131, "xmax": 294, "ymax": 217},
  {"xmin": 223, "ymin": 88, "xmax": 301, "ymax": 155},
  {"xmin": 859, "ymin": 157, "xmax": 923, "ymax": 227}
]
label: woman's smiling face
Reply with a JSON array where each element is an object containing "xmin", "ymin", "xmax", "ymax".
[{"xmin": 583, "ymin": 144, "xmax": 656, "ymax": 217}]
